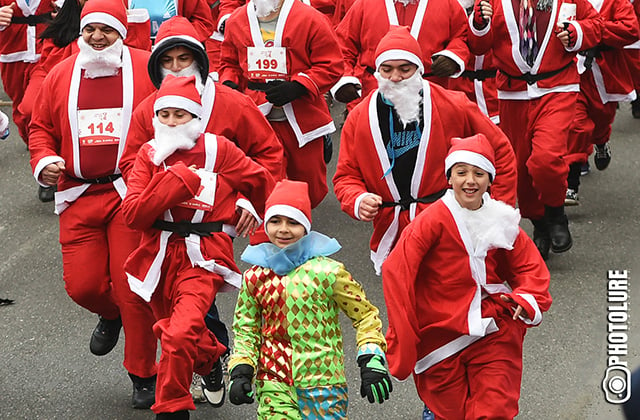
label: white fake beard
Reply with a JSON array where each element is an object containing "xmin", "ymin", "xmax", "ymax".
[
  {"xmin": 458, "ymin": 0, "xmax": 474, "ymax": 10},
  {"xmin": 394, "ymin": 0, "xmax": 417, "ymax": 6},
  {"xmin": 160, "ymin": 62, "xmax": 205, "ymax": 95},
  {"xmin": 77, "ymin": 37, "xmax": 123, "ymax": 79},
  {"xmin": 375, "ymin": 70, "xmax": 424, "ymax": 127},
  {"xmin": 254, "ymin": 0, "xmax": 281, "ymax": 17},
  {"xmin": 151, "ymin": 117, "xmax": 202, "ymax": 165}
]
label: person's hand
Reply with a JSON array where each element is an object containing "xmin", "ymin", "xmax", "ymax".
[
  {"xmin": 358, "ymin": 354, "xmax": 393, "ymax": 404},
  {"xmin": 235, "ymin": 208, "xmax": 259, "ymax": 238},
  {"xmin": 556, "ymin": 23, "xmax": 576, "ymax": 48},
  {"xmin": 430, "ymin": 55, "xmax": 459, "ymax": 77},
  {"xmin": 334, "ymin": 83, "xmax": 361, "ymax": 103},
  {"xmin": 0, "ymin": 3, "xmax": 16, "ymax": 27},
  {"xmin": 222, "ymin": 80, "xmax": 239, "ymax": 90},
  {"xmin": 228, "ymin": 364, "xmax": 255, "ymax": 405},
  {"xmin": 264, "ymin": 80, "xmax": 307, "ymax": 106},
  {"xmin": 473, "ymin": 0, "xmax": 492, "ymax": 29},
  {"xmin": 358, "ymin": 194, "xmax": 382, "ymax": 221},
  {"xmin": 500, "ymin": 294, "xmax": 531, "ymax": 320},
  {"xmin": 40, "ymin": 161, "xmax": 65, "ymax": 186}
]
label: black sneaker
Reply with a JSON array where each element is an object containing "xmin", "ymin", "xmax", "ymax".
[
  {"xmin": 38, "ymin": 185, "xmax": 56, "ymax": 203},
  {"xmin": 593, "ymin": 143, "xmax": 611, "ymax": 171},
  {"xmin": 564, "ymin": 188, "xmax": 579, "ymax": 206},
  {"xmin": 631, "ymin": 98, "xmax": 640, "ymax": 119},
  {"xmin": 89, "ymin": 316, "xmax": 122, "ymax": 356},
  {"xmin": 201, "ymin": 359, "xmax": 225, "ymax": 407},
  {"xmin": 130, "ymin": 374, "xmax": 156, "ymax": 409}
]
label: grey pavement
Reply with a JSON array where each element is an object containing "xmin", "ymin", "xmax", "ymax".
[{"xmin": 0, "ymin": 97, "xmax": 639, "ymax": 420}]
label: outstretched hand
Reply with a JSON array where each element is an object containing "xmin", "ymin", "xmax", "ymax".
[{"xmin": 500, "ymin": 294, "xmax": 530, "ymax": 320}]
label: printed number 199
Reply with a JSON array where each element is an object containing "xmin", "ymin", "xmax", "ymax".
[{"xmin": 256, "ymin": 59, "xmax": 278, "ymax": 69}]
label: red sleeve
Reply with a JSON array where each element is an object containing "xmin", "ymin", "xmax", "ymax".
[
  {"xmin": 218, "ymin": 12, "xmax": 246, "ymax": 86},
  {"xmin": 181, "ymin": 0, "xmax": 216, "ymax": 41},
  {"xmin": 601, "ymin": 0, "xmax": 639, "ymax": 48},
  {"xmin": 572, "ymin": 0, "xmax": 604, "ymax": 51},
  {"xmin": 218, "ymin": 0, "xmax": 245, "ymax": 26},
  {"xmin": 335, "ymin": 0, "xmax": 365, "ymax": 79},
  {"xmin": 121, "ymin": 144, "xmax": 202, "ymax": 230}
]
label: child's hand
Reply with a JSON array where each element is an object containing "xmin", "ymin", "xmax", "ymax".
[
  {"xmin": 358, "ymin": 354, "xmax": 393, "ymax": 404},
  {"xmin": 228, "ymin": 364, "xmax": 255, "ymax": 405},
  {"xmin": 358, "ymin": 193, "xmax": 383, "ymax": 221},
  {"xmin": 235, "ymin": 208, "xmax": 259, "ymax": 237},
  {"xmin": 500, "ymin": 294, "xmax": 530, "ymax": 320},
  {"xmin": 555, "ymin": 23, "xmax": 575, "ymax": 48}
]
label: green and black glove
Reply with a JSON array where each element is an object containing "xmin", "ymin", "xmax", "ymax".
[
  {"xmin": 228, "ymin": 364, "xmax": 255, "ymax": 405},
  {"xmin": 358, "ymin": 354, "xmax": 393, "ymax": 404}
]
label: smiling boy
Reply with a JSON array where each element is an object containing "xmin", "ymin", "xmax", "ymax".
[{"xmin": 383, "ymin": 134, "xmax": 552, "ymax": 419}]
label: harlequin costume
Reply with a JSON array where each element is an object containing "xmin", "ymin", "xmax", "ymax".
[
  {"xmin": 122, "ymin": 75, "xmax": 275, "ymax": 417},
  {"xmin": 382, "ymin": 135, "xmax": 552, "ymax": 419},
  {"xmin": 230, "ymin": 180, "xmax": 389, "ymax": 418}
]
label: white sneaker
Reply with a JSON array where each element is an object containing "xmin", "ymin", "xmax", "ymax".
[
  {"xmin": 190, "ymin": 373, "xmax": 207, "ymax": 403},
  {"xmin": 565, "ymin": 188, "xmax": 580, "ymax": 206}
]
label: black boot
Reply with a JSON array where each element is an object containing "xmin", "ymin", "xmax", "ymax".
[
  {"xmin": 631, "ymin": 97, "xmax": 640, "ymax": 119},
  {"xmin": 89, "ymin": 316, "xmax": 122, "ymax": 356},
  {"xmin": 156, "ymin": 410, "xmax": 189, "ymax": 420},
  {"xmin": 129, "ymin": 373, "xmax": 156, "ymax": 409},
  {"xmin": 38, "ymin": 185, "xmax": 56, "ymax": 203},
  {"xmin": 531, "ymin": 218, "xmax": 551, "ymax": 260},
  {"xmin": 545, "ymin": 206, "xmax": 572, "ymax": 253}
]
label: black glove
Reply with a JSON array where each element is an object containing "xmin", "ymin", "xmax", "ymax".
[
  {"xmin": 430, "ymin": 55, "xmax": 460, "ymax": 77},
  {"xmin": 222, "ymin": 80, "xmax": 240, "ymax": 90},
  {"xmin": 334, "ymin": 83, "xmax": 360, "ymax": 103},
  {"xmin": 228, "ymin": 364, "xmax": 255, "ymax": 405},
  {"xmin": 264, "ymin": 80, "xmax": 307, "ymax": 106},
  {"xmin": 358, "ymin": 354, "xmax": 392, "ymax": 404}
]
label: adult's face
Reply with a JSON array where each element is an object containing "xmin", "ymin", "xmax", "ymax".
[
  {"xmin": 81, "ymin": 23, "xmax": 120, "ymax": 50},
  {"xmin": 378, "ymin": 59, "xmax": 419, "ymax": 82},
  {"xmin": 160, "ymin": 46, "xmax": 196, "ymax": 74}
]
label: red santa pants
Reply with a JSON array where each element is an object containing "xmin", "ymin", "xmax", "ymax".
[
  {"xmin": 499, "ymin": 92, "xmax": 575, "ymax": 220},
  {"xmin": 270, "ymin": 120, "xmax": 328, "ymax": 208},
  {"xmin": 414, "ymin": 308, "xmax": 526, "ymax": 420},
  {"xmin": 566, "ymin": 78, "xmax": 617, "ymax": 166},
  {"xmin": 59, "ymin": 188, "xmax": 157, "ymax": 378},
  {"xmin": 0, "ymin": 61, "xmax": 35, "ymax": 144},
  {"xmin": 149, "ymin": 243, "xmax": 227, "ymax": 414}
]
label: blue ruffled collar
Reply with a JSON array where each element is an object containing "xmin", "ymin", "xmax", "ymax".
[{"xmin": 241, "ymin": 231, "xmax": 341, "ymax": 275}]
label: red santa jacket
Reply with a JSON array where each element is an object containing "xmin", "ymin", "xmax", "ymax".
[
  {"xmin": 576, "ymin": 0, "xmax": 639, "ymax": 102},
  {"xmin": 332, "ymin": 81, "xmax": 517, "ymax": 274},
  {"xmin": 122, "ymin": 133, "xmax": 275, "ymax": 301},
  {"xmin": 219, "ymin": 0, "xmax": 343, "ymax": 147},
  {"xmin": 28, "ymin": 46, "xmax": 156, "ymax": 214},
  {"xmin": 382, "ymin": 191, "xmax": 552, "ymax": 380},
  {"xmin": 0, "ymin": 0, "xmax": 54, "ymax": 62},
  {"xmin": 447, "ymin": 51, "xmax": 500, "ymax": 123},
  {"xmin": 333, "ymin": 0, "xmax": 470, "ymax": 98},
  {"xmin": 469, "ymin": 0, "xmax": 603, "ymax": 99},
  {"xmin": 128, "ymin": 0, "xmax": 215, "ymax": 41}
]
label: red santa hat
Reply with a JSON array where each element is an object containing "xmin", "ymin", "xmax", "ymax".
[
  {"xmin": 445, "ymin": 134, "xmax": 496, "ymax": 180},
  {"xmin": 374, "ymin": 26, "xmax": 424, "ymax": 75},
  {"xmin": 148, "ymin": 16, "xmax": 210, "ymax": 88},
  {"xmin": 264, "ymin": 180, "xmax": 312, "ymax": 234},
  {"xmin": 80, "ymin": 0, "xmax": 128, "ymax": 39},
  {"xmin": 154, "ymin": 74, "xmax": 203, "ymax": 118}
]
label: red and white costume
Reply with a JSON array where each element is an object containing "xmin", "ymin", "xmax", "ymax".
[
  {"xmin": 333, "ymin": 82, "xmax": 517, "ymax": 274},
  {"xmin": 383, "ymin": 190, "xmax": 552, "ymax": 419},
  {"xmin": 468, "ymin": 0, "xmax": 603, "ymax": 219},
  {"xmin": 566, "ymin": 0, "xmax": 639, "ymax": 165},
  {"xmin": 624, "ymin": 0, "xmax": 640, "ymax": 97},
  {"xmin": 28, "ymin": 3, "xmax": 158, "ymax": 380},
  {"xmin": 332, "ymin": 0, "xmax": 470, "ymax": 103},
  {"xmin": 0, "ymin": 0, "xmax": 54, "ymax": 143},
  {"xmin": 128, "ymin": 0, "xmax": 215, "ymax": 41},
  {"xmin": 448, "ymin": 52, "xmax": 500, "ymax": 124},
  {"xmin": 122, "ymin": 106, "xmax": 275, "ymax": 412}
]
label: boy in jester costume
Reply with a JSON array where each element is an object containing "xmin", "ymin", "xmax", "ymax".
[{"xmin": 228, "ymin": 179, "xmax": 392, "ymax": 418}]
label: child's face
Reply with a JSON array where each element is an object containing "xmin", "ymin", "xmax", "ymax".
[
  {"xmin": 157, "ymin": 107, "xmax": 194, "ymax": 127},
  {"xmin": 266, "ymin": 215, "xmax": 306, "ymax": 248},
  {"xmin": 448, "ymin": 163, "xmax": 491, "ymax": 210}
]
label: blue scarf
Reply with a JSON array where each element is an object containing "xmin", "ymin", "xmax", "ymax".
[
  {"xmin": 380, "ymin": 95, "xmax": 422, "ymax": 178},
  {"xmin": 241, "ymin": 231, "xmax": 342, "ymax": 275}
]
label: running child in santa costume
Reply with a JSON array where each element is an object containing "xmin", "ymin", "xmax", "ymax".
[
  {"xmin": 122, "ymin": 74, "xmax": 275, "ymax": 420},
  {"xmin": 382, "ymin": 134, "xmax": 552, "ymax": 419},
  {"xmin": 564, "ymin": 0, "xmax": 639, "ymax": 206},
  {"xmin": 28, "ymin": 0, "xmax": 159, "ymax": 408},
  {"xmin": 228, "ymin": 179, "xmax": 392, "ymax": 418},
  {"xmin": 469, "ymin": 0, "xmax": 603, "ymax": 260},
  {"xmin": 218, "ymin": 0, "xmax": 343, "ymax": 208}
]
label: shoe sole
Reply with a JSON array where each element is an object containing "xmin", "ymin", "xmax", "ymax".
[
  {"xmin": 202, "ymin": 386, "xmax": 225, "ymax": 408},
  {"xmin": 564, "ymin": 199, "xmax": 579, "ymax": 206},
  {"xmin": 551, "ymin": 240, "xmax": 573, "ymax": 254}
]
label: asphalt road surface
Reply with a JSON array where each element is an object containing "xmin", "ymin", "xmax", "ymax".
[{"xmin": 1, "ymin": 95, "xmax": 639, "ymax": 420}]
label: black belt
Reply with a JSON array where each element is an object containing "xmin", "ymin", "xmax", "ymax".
[
  {"xmin": 501, "ymin": 62, "xmax": 573, "ymax": 86},
  {"xmin": 11, "ymin": 13, "xmax": 52, "ymax": 26},
  {"xmin": 461, "ymin": 69, "xmax": 497, "ymax": 81},
  {"xmin": 380, "ymin": 189, "xmax": 448, "ymax": 211},
  {"xmin": 68, "ymin": 173, "xmax": 122, "ymax": 184},
  {"xmin": 152, "ymin": 220, "xmax": 223, "ymax": 237},
  {"xmin": 578, "ymin": 45, "xmax": 613, "ymax": 71}
]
